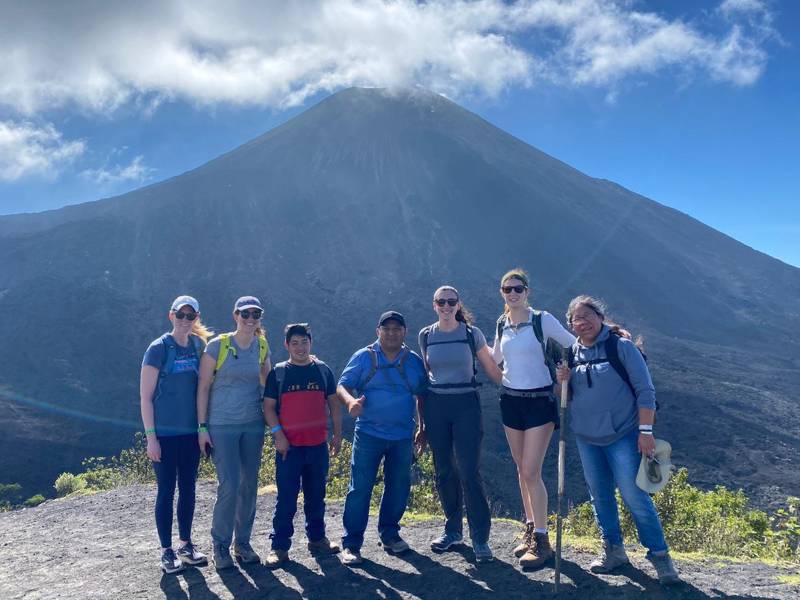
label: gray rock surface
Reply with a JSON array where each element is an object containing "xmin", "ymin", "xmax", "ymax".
[{"xmin": 1, "ymin": 482, "xmax": 797, "ymax": 599}]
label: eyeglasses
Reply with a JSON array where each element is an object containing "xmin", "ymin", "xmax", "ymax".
[
  {"xmin": 238, "ymin": 309, "xmax": 263, "ymax": 320},
  {"xmin": 501, "ymin": 285, "xmax": 527, "ymax": 294},
  {"xmin": 434, "ymin": 298, "xmax": 459, "ymax": 307},
  {"xmin": 173, "ymin": 311, "xmax": 197, "ymax": 321}
]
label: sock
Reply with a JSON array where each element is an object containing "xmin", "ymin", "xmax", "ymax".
[{"xmin": 534, "ymin": 527, "xmax": 548, "ymax": 534}]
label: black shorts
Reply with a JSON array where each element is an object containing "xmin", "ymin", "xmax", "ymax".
[{"xmin": 500, "ymin": 387, "xmax": 559, "ymax": 431}]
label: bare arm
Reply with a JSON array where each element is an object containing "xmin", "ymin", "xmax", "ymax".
[
  {"xmin": 337, "ymin": 384, "xmax": 365, "ymax": 418},
  {"xmin": 263, "ymin": 395, "xmax": 289, "ymax": 459},
  {"xmin": 477, "ymin": 345, "xmax": 503, "ymax": 384},
  {"xmin": 327, "ymin": 393, "xmax": 342, "ymax": 455},
  {"xmin": 196, "ymin": 353, "xmax": 216, "ymax": 455},
  {"xmin": 140, "ymin": 365, "xmax": 161, "ymax": 461}
]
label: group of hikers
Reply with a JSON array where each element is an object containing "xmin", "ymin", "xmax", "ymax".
[{"xmin": 139, "ymin": 268, "xmax": 680, "ymax": 586}]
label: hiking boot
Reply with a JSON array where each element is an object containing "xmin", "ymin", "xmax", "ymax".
[
  {"xmin": 308, "ymin": 537, "xmax": 340, "ymax": 555},
  {"xmin": 233, "ymin": 541, "xmax": 261, "ymax": 564},
  {"xmin": 176, "ymin": 541, "xmax": 207, "ymax": 565},
  {"xmin": 519, "ymin": 532, "xmax": 553, "ymax": 570},
  {"xmin": 264, "ymin": 549, "xmax": 289, "ymax": 568},
  {"xmin": 473, "ymin": 542, "xmax": 494, "ymax": 563},
  {"xmin": 381, "ymin": 535, "xmax": 410, "ymax": 554},
  {"xmin": 340, "ymin": 547, "xmax": 363, "ymax": 566},
  {"xmin": 161, "ymin": 548, "xmax": 185, "ymax": 574},
  {"xmin": 513, "ymin": 522, "xmax": 534, "ymax": 558},
  {"xmin": 213, "ymin": 544, "xmax": 235, "ymax": 570},
  {"xmin": 646, "ymin": 550, "xmax": 681, "ymax": 585},
  {"xmin": 430, "ymin": 531, "xmax": 464, "ymax": 552},
  {"xmin": 589, "ymin": 542, "xmax": 630, "ymax": 574}
]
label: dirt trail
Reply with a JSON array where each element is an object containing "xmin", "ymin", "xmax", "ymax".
[{"xmin": 0, "ymin": 482, "xmax": 797, "ymax": 599}]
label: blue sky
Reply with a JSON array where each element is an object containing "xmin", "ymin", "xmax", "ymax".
[{"xmin": 1, "ymin": 0, "xmax": 797, "ymax": 266}]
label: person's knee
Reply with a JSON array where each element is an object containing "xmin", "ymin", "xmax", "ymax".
[{"xmin": 519, "ymin": 460, "xmax": 543, "ymax": 483}]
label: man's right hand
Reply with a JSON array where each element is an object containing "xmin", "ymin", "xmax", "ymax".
[
  {"xmin": 198, "ymin": 431, "xmax": 213, "ymax": 457},
  {"xmin": 275, "ymin": 430, "xmax": 290, "ymax": 460},
  {"xmin": 348, "ymin": 395, "xmax": 366, "ymax": 418}
]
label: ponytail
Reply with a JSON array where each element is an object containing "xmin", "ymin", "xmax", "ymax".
[{"xmin": 190, "ymin": 318, "xmax": 214, "ymax": 344}]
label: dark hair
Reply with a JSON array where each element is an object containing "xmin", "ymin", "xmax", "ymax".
[
  {"xmin": 284, "ymin": 322, "xmax": 312, "ymax": 343},
  {"xmin": 566, "ymin": 295, "xmax": 644, "ymax": 350},
  {"xmin": 500, "ymin": 268, "xmax": 531, "ymax": 315},
  {"xmin": 433, "ymin": 285, "xmax": 474, "ymax": 325}
]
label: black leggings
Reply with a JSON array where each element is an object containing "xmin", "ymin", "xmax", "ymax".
[{"xmin": 152, "ymin": 434, "xmax": 200, "ymax": 549}]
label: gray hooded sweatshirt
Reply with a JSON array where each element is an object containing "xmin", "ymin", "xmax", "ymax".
[{"xmin": 569, "ymin": 325, "xmax": 656, "ymax": 446}]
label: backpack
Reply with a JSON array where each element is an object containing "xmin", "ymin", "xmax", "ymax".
[
  {"xmin": 157, "ymin": 333, "xmax": 204, "ymax": 398},
  {"xmin": 496, "ymin": 310, "xmax": 562, "ymax": 383},
  {"xmin": 419, "ymin": 323, "xmax": 480, "ymax": 389},
  {"xmin": 568, "ymin": 331, "xmax": 656, "ymax": 408},
  {"xmin": 272, "ymin": 359, "xmax": 326, "ymax": 413},
  {"xmin": 215, "ymin": 332, "xmax": 270, "ymax": 384},
  {"xmin": 361, "ymin": 346, "xmax": 414, "ymax": 393}
]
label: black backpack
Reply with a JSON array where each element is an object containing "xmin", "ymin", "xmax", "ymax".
[
  {"xmin": 496, "ymin": 311, "xmax": 563, "ymax": 383},
  {"xmin": 419, "ymin": 323, "xmax": 480, "ymax": 389},
  {"xmin": 272, "ymin": 359, "xmax": 327, "ymax": 413}
]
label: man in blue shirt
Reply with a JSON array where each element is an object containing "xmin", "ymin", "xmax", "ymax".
[{"xmin": 337, "ymin": 311, "xmax": 427, "ymax": 566}]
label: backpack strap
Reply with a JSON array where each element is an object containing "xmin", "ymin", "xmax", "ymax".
[
  {"xmin": 215, "ymin": 333, "xmax": 234, "ymax": 373},
  {"xmin": 421, "ymin": 324, "xmax": 480, "ymax": 389},
  {"xmin": 420, "ymin": 325, "xmax": 433, "ymax": 376},
  {"xmin": 274, "ymin": 361, "xmax": 287, "ymax": 413},
  {"xmin": 605, "ymin": 333, "xmax": 654, "ymax": 410},
  {"xmin": 159, "ymin": 334, "xmax": 177, "ymax": 380},
  {"xmin": 362, "ymin": 347, "xmax": 380, "ymax": 389},
  {"xmin": 362, "ymin": 346, "xmax": 414, "ymax": 392}
]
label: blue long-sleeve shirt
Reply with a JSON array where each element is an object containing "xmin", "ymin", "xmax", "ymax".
[{"xmin": 568, "ymin": 325, "xmax": 656, "ymax": 446}]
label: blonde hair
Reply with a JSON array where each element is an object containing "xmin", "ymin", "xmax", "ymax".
[
  {"xmin": 500, "ymin": 268, "xmax": 531, "ymax": 315},
  {"xmin": 190, "ymin": 319, "xmax": 214, "ymax": 343}
]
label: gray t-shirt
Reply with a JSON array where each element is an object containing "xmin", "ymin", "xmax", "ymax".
[
  {"xmin": 205, "ymin": 335, "xmax": 266, "ymax": 425},
  {"xmin": 418, "ymin": 322, "xmax": 487, "ymax": 395}
]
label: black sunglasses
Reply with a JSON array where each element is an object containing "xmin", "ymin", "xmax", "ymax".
[
  {"xmin": 239, "ymin": 309, "xmax": 263, "ymax": 320},
  {"xmin": 434, "ymin": 298, "xmax": 459, "ymax": 307},
  {"xmin": 173, "ymin": 311, "xmax": 197, "ymax": 321},
  {"xmin": 501, "ymin": 285, "xmax": 527, "ymax": 294}
]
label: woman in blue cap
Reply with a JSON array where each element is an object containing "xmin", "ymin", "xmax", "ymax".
[
  {"xmin": 197, "ymin": 296, "xmax": 272, "ymax": 570},
  {"xmin": 140, "ymin": 295, "xmax": 214, "ymax": 574}
]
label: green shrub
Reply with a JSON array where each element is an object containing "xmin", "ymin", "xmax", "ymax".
[
  {"xmin": 54, "ymin": 472, "xmax": 86, "ymax": 497},
  {"xmin": 24, "ymin": 494, "xmax": 45, "ymax": 507}
]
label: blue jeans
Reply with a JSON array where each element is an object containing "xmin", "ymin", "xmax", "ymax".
[
  {"xmin": 270, "ymin": 443, "xmax": 329, "ymax": 551},
  {"xmin": 576, "ymin": 429, "xmax": 668, "ymax": 553},
  {"xmin": 342, "ymin": 430, "xmax": 413, "ymax": 551}
]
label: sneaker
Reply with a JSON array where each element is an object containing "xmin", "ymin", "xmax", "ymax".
[
  {"xmin": 381, "ymin": 536, "xmax": 410, "ymax": 554},
  {"xmin": 646, "ymin": 551, "xmax": 681, "ymax": 585},
  {"xmin": 213, "ymin": 544, "xmax": 235, "ymax": 570},
  {"xmin": 176, "ymin": 541, "xmax": 207, "ymax": 565},
  {"xmin": 161, "ymin": 548, "xmax": 185, "ymax": 574},
  {"xmin": 473, "ymin": 542, "xmax": 494, "ymax": 563},
  {"xmin": 233, "ymin": 541, "xmax": 261, "ymax": 564},
  {"xmin": 340, "ymin": 547, "xmax": 364, "ymax": 566},
  {"xmin": 513, "ymin": 523, "xmax": 534, "ymax": 558},
  {"xmin": 264, "ymin": 549, "xmax": 289, "ymax": 568},
  {"xmin": 430, "ymin": 531, "xmax": 464, "ymax": 552},
  {"xmin": 589, "ymin": 542, "xmax": 630, "ymax": 574},
  {"xmin": 519, "ymin": 532, "xmax": 553, "ymax": 570},
  {"xmin": 308, "ymin": 536, "xmax": 341, "ymax": 555}
]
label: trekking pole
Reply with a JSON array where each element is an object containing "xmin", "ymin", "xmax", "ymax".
[{"xmin": 554, "ymin": 347, "xmax": 570, "ymax": 593}]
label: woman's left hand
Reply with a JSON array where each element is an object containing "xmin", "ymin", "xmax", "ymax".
[{"xmin": 638, "ymin": 433, "xmax": 656, "ymax": 457}]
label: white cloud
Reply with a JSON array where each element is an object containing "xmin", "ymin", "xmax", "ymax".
[
  {"xmin": 0, "ymin": 121, "xmax": 85, "ymax": 181},
  {"xmin": 0, "ymin": 0, "xmax": 779, "ymax": 116},
  {"xmin": 80, "ymin": 155, "xmax": 155, "ymax": 186}
]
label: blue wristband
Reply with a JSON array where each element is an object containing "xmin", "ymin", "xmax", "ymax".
[{"xmin": 270, "ymin": 424, "xmax": 282, "ymax": 434}]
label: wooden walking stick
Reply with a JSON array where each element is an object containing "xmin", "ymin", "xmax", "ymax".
[{"xmin": 554, "ymin": 347, "xmax": 570, "ymax": 592}]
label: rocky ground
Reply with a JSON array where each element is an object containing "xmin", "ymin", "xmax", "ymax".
[{"xmin": 1, "ymin": 482, "xmax": 797, "ymax": 600}]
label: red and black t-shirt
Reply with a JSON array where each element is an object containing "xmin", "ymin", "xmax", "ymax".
[{"xmin": 264, "ymin": 360, "xmax": 336, "ymax": 446}]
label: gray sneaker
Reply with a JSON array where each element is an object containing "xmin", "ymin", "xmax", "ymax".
[
  {"xmin": 646, "ymin": 551, "xmax": 681, "ymax": 585},
  {"xmin": 381, "ymin": 536, "xmax": 410, "ymax": 554},
  {"xmin": 473, "ymin": 542, "xmax": 494, "ymax": 563},
  {"xmin": 589, "ymin": 542, "xmax": 630, "ymax": 573},
  {"xmin": 233, "ymin": 541, "xmax": 261, "ymax": 564},
  {"xmin": 431, "ymin": 531, "xmax": 464, "ymax": 552},
  {"xmin": 213, "ymin": 544, "xmax": 235, "ymax": 570},
  {"xmin": 340, "ymin": 547, "xmax": 363, "ymax": 566}
]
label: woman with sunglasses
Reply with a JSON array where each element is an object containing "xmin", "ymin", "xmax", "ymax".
[
  {"xmin": 556, "ymin": 295, "xmax": 679, "ymax": 585},
  {"xmin": 140, "ymin": 295, "xmax": 214, "ymax": 574},
  {"xmin": 197, "ymin": 296, "xmax": 272, "ymax": 570},
  {"xmin": 416, "ymin": 286, "xmax": 502, "ymax": 562},
  {"xmin": 490, "ymin": 269, "xmax": 575, "ymax": 570}
]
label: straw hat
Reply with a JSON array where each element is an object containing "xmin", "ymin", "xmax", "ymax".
[{"xmin": 636, "ymin": 439, "xmax": 674, "ymax": 493}]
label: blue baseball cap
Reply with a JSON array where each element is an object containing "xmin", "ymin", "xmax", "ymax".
[
  {"xmin": 235, "ymin": 296, "xmax": 262, "ymax": 311},
  {"xmin": 171, "ymin": 295, "xmax": 199, "ymax": 312}
]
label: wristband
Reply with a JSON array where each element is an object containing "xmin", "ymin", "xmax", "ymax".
[
  {"xmin": 638, "ymin": 424, "xmax": 653, "ymax": 431},
  {"xmin": 639, "ymin": 430, "xmax": 654, "ymax": 435},
  {"xmin": 198, "ymin": 426, "xmax": 208, "ymax": 433},
  {"xmin": 270, "ymin": 424, "xmax": 283, "ymax": 434},
  {"xmin": 145, "ymin": 427, "xmax": 156, "ymax": 435}
]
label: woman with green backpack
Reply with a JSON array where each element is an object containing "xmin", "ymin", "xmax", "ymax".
[
  {"xmin": 197, "ymin": 296, "xmax": 272, "ymax": 570},
  {"xmin": 140, "ymin": 295, "xmax": 214, "ymax": 574},
  {"xmin": 489, "ymin": 269, "xmax": 575, "ymax": 570}
]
